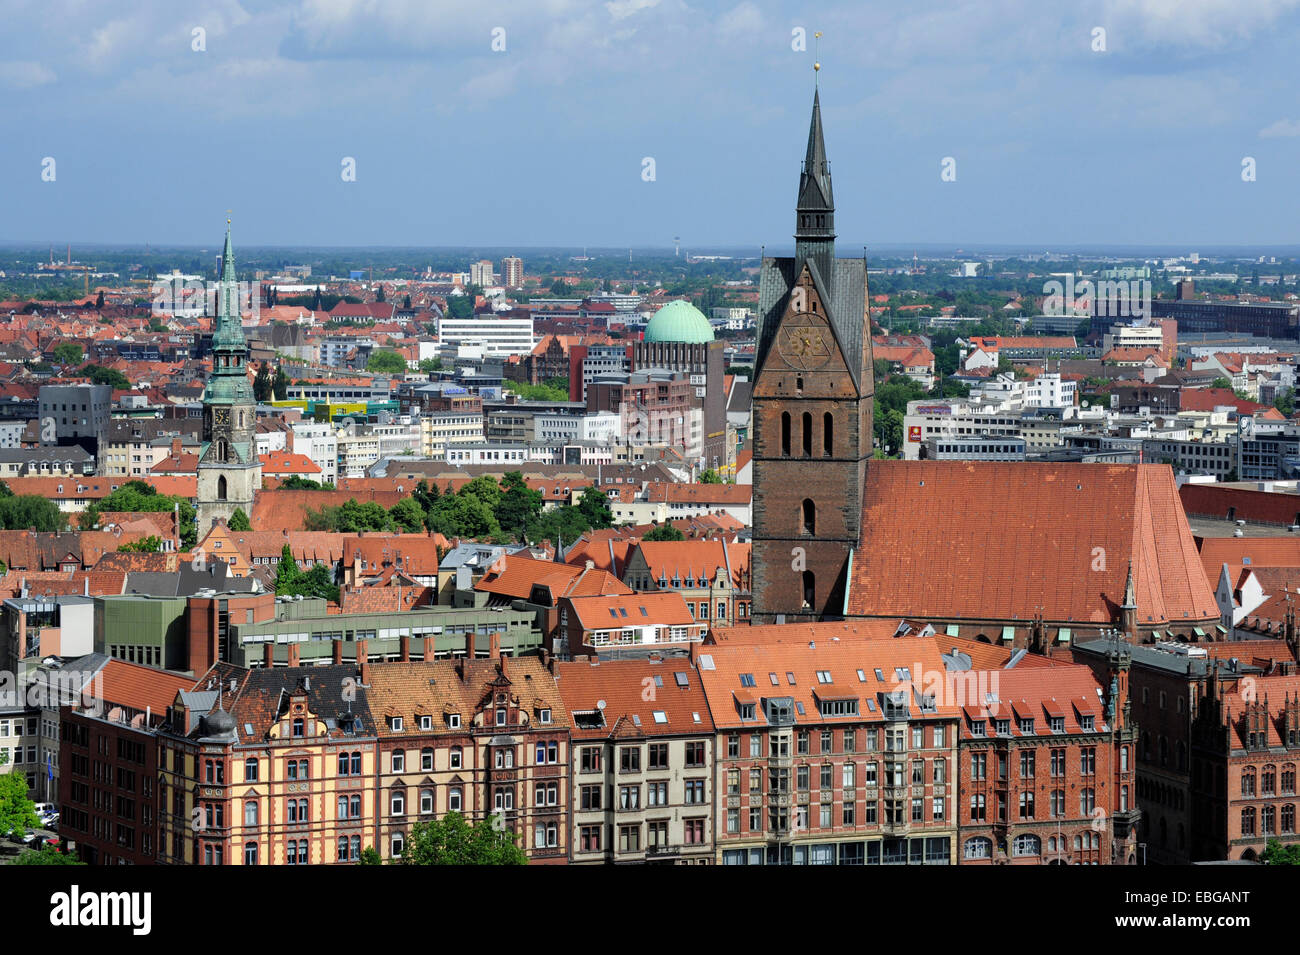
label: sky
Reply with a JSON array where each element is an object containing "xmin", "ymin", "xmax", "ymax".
[{"xmin": 4, "ymin": 0, "xmax": 1300, "ymax": 251}]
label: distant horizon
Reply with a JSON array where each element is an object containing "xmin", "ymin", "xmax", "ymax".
[{"xmin": 5, "ymin": 240, "xmax": 1300, "ymax": 262}]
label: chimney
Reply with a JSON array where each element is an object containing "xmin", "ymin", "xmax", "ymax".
[
  {"xmin": 286, "ymin": 643, "xmax": 300, "ymax": 667},
  {"xmin": 400, "ymin": 634, "xmax": 411, "ymax": 662},
  {"xmin": 356, "ymin": 638, "xmax": 371, "ymax": 685},
  {"xmin": 264, "ymin": 642, "xmax": 275, "ymax": 668},
  {"xmin": 465, "ymin": 631, "xmax": 476, "ymax": 660},
  {"xmin": 489, "ymin": 631, "xmax": 501, "ymax": 659},
  {"xmin": 332, "ymin": 639, "xmax": 343, "ymax": 665},
  {"xmin": 83, "ymin": 576, "xmax": 89, "ymax": 597}
]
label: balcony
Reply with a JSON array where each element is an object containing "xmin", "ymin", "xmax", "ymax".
[
  {"xmin": 768, "ymin": 755, "xmax": 793, "ymax": 769},
  {"xmin": 1111, "ymin": 807, "xmax": 1142, "ymax": 838},
  {"xmin": 646, "ymin": 844, "xmax": 680, "ymax": 859},
  {"xmin": 880, "ymin": 818, "xmax": 910, "ymax": 837},
  {"xmin": 768, "ymin": 793, "xmax": 791, "ymax": 807}
]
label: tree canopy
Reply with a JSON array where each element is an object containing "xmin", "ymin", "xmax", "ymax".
[
  {"xmin": 82, "ymin": 480, "xmax": 196, "ymax": 548},
  {"xmin": 367, "ymin": 350, "xmax": 409, "ymax": 375},
  {"xmin": 393, "ymin": 812, "xmax": 527, "ymax": 865}
]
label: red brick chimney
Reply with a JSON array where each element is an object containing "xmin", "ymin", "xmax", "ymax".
[
  {"xmin": 264, "ymin": 642, "xmax": 275, "ymax": 668},
  {"xmin": 286, "ymin": 643, "xmax": 300, "ymax": 667},
  {"xmin": 356, "ymin": 638, "xmax": 370, "ymax": 686},
  {"xmin": 400, "ymin": 635, "xmax": 410, "ymax": 662},
  {"xmin": 465, "ymin": 631, "xmax": 476, "ymax": 660},
  {"xmin": 333, "ymin": 639, "xmax": 343, "ymax": 665},
  {"xmin": 489, "ymin": 631, "xmax": 501, "ymax": 658}
]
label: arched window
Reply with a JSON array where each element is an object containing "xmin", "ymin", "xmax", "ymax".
[
  {"xmin": 801, "ymin": 571, "xmax": 815, "ymax": 610},
  {"xmin": 781, "ymin": 412, "xmax": 791, "ymax": 456},
  {"xmin": 963, "ymin": 837, "xmax": 991, "ymax": 860},
  {"xmin": 802, "ymin": 412, "xmax": 813, "ymax": 456},
  {"xmin": 421, "ymin": 789, "xmax": 435, "ymax": 814},
  {"xmin": 391, "ymin": 789, "xmax": 405, "ymax": 816},
  {"xmin": 823, "ymin": 412, "xmax": 833, "ymax": 456},
  {"xmin": 801, "ymin": 499, "xmax": 816, "ymax": 536},
  {"xmin": 1012, "ymin": 834, "xmax": 1041, "ymax": 857},
  {"xmin": 244, "ymin": 841, "xmax": 258, "ymax": 865},
  {"xmin": 217, "ymin": 474, "xmax": 228, "ymax": 500},
  {"xmin": 244, "ymin": 800, "xmax": 258, "ymax": 827}
]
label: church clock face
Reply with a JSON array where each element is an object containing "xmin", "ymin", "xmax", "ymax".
[
  {"xmin": 778, "ymin": 313, "xmax": 832, "ymax": 370},
  {"xmin": 213, "ymin": 407, "xmax": 231, "ymax": 427}
]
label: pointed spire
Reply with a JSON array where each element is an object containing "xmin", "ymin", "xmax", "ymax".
[{"xmin": 1122, "ymin": 560, "xmax": 1136, "ymax": 609}]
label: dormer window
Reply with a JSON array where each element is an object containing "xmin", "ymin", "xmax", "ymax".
[
  {"xmin": 419, "ymin": 715, "xmax": 432, "ymax": 730},
  {"xmin": 391, "ymin": 716, "xmax": 403, "ymax": 731},
  {"xmin": 495, "ymin": 708, "xmax": 507, "ymax": 727},
  {"xmin": 448, "ymin": 713, "xmax": 461, "ymax": 729},
  {"xmin": 970, "ymin": 720, "xmax": 986, "ymax": 737}
]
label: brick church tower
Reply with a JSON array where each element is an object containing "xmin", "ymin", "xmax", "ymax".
[{"xmin": 750, "ymin": 87, "xmax": 873, "ymax": 623}]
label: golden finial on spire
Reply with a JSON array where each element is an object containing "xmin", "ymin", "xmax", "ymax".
[{"xmin": 814, "ymin": 31, "xmax": 821, "ymax": 75}]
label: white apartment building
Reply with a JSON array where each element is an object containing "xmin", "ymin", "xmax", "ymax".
[
  {"xmin": 469, "ymin": 260, "xmax": 495, "ymax": 286},
  {"xmin": 0, "ymin": 422, "xmax": 24, "ymax": 449},
  {"xmin": 902, "ymin": 400, "xmax": 1023, "ymax": 461},
  {"xmin": 582, "ymin": 411, "xmax": 621, "ymax": 444},
  {"xmin": 291, "ymin": 421, "xmax": 339, "ymax": 484},
  {"xmin": 1102, "ymin": 323, "xmax": 1163, "ymax": 354},
  {"xmin": 1024, "ymin": 373, "xmax": 1077, "ymax": 409},
  {"xmin": 444, "ymin": 443, "xmax": 530, "ymax": 466},
  {"xmin": 534, "ymin": 413, "xmax": 581, "ymax": 444},
  {"xmin": 255, "ymin": 430, "xmax": 289, "ymax": 456},
  {"xmin": 336, "ymin": 431, "xmax": 381, "ymax": 479},
  {"xmin": 420, "ymin": 412, "xmax": 484, "ymax": 457},
  {"xmin": 437, "ymin": 314, "xmax": 534, "ymax": 357}
]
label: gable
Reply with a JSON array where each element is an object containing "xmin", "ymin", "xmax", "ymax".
[{"xmin": 753, "ymin": 263, "xmax": 858, "ymax": 400}]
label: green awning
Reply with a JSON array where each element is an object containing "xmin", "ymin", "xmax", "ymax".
[
  {"xmin": 1193, "ymin": 627, "xmax": 1206, "ymax": 637},
  {"xmin": 945, "ymin": 624, "xmax": 960, "ymax": 636},
  {"xmin": 1216, "ymin": 625, "xmax": 1228, "ymax": 634},
  {"xmin": 1001, "ymin": 626, "xmax": 1015, "ymax": 642},
  {"xmin": 1058, "ymin": 628, "xmax": 1072, "ymax": 643}
]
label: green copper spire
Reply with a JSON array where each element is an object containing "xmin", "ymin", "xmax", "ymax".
[{"xmin": 212, "ymin": 219, "xmax": 248, "ymax": 357}]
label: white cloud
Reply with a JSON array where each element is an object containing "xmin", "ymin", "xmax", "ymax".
[
  {"xmin": 0, "ymin": 61, "xmax": 55, "ymax": 88},
  {"xmin": 1260, "ymin": 118, "xmax": 1300, "ymax": 138},
  {"xmin": 606, "ymin": 0, "xmax": 659, "ymax": 21}
]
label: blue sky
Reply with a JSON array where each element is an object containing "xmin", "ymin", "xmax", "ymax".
[{"xmin": 4, "ymin": 0, "xmax": 1300, "ymax": 250}]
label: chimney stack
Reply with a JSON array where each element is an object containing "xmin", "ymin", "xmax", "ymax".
[
  {"xmin": 465, "ymin": 631, "xmax": 476, "ymax": 660},
  {"xmin": 400, "ymin": 634, "xmax": 411, "ymax": 662},
  {"xmin": 264, "ymin": 641, "xmax": 275, "ymax": 668},
  {"xmin": 489, "ymin": 631, "xmax": 501, "ymax": 659},
  {"xmin": 286, "ymin": 643, "xmax": 300, "ymax": 668},
  {"xmin": 356, "ymin": 638, "xmax": 371, "ymax": 686},
  {"xmin": 332, "ymin": 639, "xmax": 343, "ymax": 665}
]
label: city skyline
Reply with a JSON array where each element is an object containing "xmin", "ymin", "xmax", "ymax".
[{"xmin": 5, "ymin": 0, "xmax": 1300, "ymax": 248}]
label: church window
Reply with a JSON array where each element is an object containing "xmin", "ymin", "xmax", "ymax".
[
  {"xmin": 802, "ymin": 499, "xmax": 815, "ymax": 536},
  {"xmin": 802, "ymin": 571, "xmax": 815, "ymax": 610},
  {"xmin": 217, "ymin": 475, "xmax": 228, "ymax": 501},
  {"xmin": 802, "ymin": 413, "xmax": 812, "ymax": 456},
  {"xmin": 823, "ymin": 412, "xmax": 833, "ymax": 456},
  {"xmin": 781, "ymin": 413, "xmax": 791, "ymax": 456}
]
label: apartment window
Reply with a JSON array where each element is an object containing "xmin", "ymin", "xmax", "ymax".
[
  {"xmin": 420, "ymin": 789, "xmax": 435, "ymax": 814},
  {"xmin": 683, "ymin": 819, "xmax": 705, "ymax": 845},
  {"xmin": 421, "ymin": 748, "xmax": 433, "ymax": 772},
  {"xmin": 1020, "ymin": 751, "xmax": 1035, "ymax": 778},
  {"xmin": 797, "ymin": 730, "xmax": 810, "ymax": 755},
  {"xmin": 243, "ymin": 758, "xmax": 258, "ymax": 782},
  {"xmin": 842, "ymin": 763, "xmax": 856, "ymax": 789},
  {"xmin": 580, "ymin": 785, "xmax": 602, "ymax": 811},
  {"xmin": 620, "ymin": 747, "xmax": 641, "ymax": 774},
  {"xmin": 1019, "ymin": 791, "xmax": 1035, "ymax": 820},
  {"xmin": 648, "ymin": 781, "xmax": 668, "ymax": 806},
  {"xmin": 727, "ymin": 733, "xmax": 740, "ymax": 758},
  {"xmin": 749, "ymin": 734, "xmax": 761, "ymax": 758},
  {"xmin": 391, "ymin": 790, "xmax": 405, "ymax": 816},
  {"xmin": 727, "ymin": 808, "xmax": 740, "ymax": 833},
  {"xmin": 648, "ymin": 743, "xmax": 669, "ymax": 770},
  {"xmin": 580, "ymin": 825, "xmax": 602, "ymax": 852},
  {"xmin": 820, "ymin": 731, "xmax": 833, "ymax": 754},
  {"xmin": 684, "ymin": 779, "xmax": 706, "ymax": 804},
  {"xmin": 619, "ymin": 825, "xmax": 641, "ymax": 853},
  {"xmin": 392, "ymin": 750, "xmax": 406, "ymax": 773},
  {"xmin": 970, "ymin": 752, "xmax": 986, "ymax": 781},
  {"xmin": 685, "ymin": 741, "xmax": 705, "ymax": 767},
  {"xmin": 970, "ymin": 794, "xmax": 986, "ymax": 822},
  {"xmin": 797, "ymin": 766, "xmax": 810, "ymax": 791}
]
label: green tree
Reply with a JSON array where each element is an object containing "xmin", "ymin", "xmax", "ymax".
[
  {"xmin": 254, "ymin": 363, "xmax": 273, "ymax": 402},
  {"xmin": 367, "ymin": 350, "xmax": 408, "ymax": 375},
  {"xmin": 643, "ymin": 523, "xmax": 685, "ymax": 541},
  {"xmin": 1261, "ymin": 839, "xmax": 1300, "ymax": 864},
  {"xmin": 1211, "ymin": 377, "xmax": 1232, "ymax": 390},
  {"xmin": 460, "ymin": 475, "xmax": 503, "ymax": 512},
  {"xmin": 503, "ymin": 381, "xmax": 568, "ymax": 402},
  {"xmin": 359, "ymin": 846, "xmax": 382, "ymax": 865},
  {"xmin": 447, "ymin": 295, "xmax": 474, "ymax": 319},
  {"xmin": 273, "ymin": 366, "xmax": 290, "ymax": 400},
  {"xmin": 0, "ymin": 495, "xmax": 66, "ymax": 532},
  {"xmin": 394, "ymin": 812, "xmax": 527, "ymax": 865},
  {"xmin": 78, "ymin": 363, "xmax": 131, "ymax": 389},
  {"xmin": 1276, "ymin": 388, "xmax": 1296, "ymax": 417},
  {"xmin": 118, "ymin": 535, "xmax": 163, "ymax": 553},
  {"xmin": 12, "ymin": 845, "xmax": 84, "ymax": 865},
  {"xmin": 549, "ymin": 279, "xmax": 572, "ymax": 296},
  {"xmin": 576, "ymin": 486, "xmax": 613, "ymax": 530},
  {"xmin": 51, "ymin": 342, "xmax": 83, "ymax": 365},
  {"xmin": 388, "ymin": 497, "xmax": 426, "ymax": 534},
  {"xmin": 228, "ymin": 508, "xmax": 251, "ymax": 531},
  {"xmin": 0, "ymin": 771, "xmax": 39, "ymax": 837},
  {"xmin": 375, "ymin": 285, "xmax": 386, "ymax": 303},
  {"xmin": 278, "ymin": 475, "xmax": 332, "ymax": 490},
  {"xmin": 418, "ymin": 358, "xmax": 443, "ymax": 374},
  {"xmin": 497, "ymin": 472, "xmax": 543, "ymax": 538},
  {"xmin": 698, "ymin": 468, "xmax": 722, "ymax": 484}
]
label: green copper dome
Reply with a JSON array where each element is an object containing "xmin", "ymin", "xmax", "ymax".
[{"xmin": 644, "ymin": 300, "xmax": 715, "ymax": 344}]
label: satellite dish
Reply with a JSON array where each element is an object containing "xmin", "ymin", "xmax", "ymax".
[{"xmin": 597, "ymin": 699, "xmax": 606, "ymax": 710}]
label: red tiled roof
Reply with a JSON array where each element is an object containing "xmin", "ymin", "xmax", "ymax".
[
  {"xmin": 848, "ymin": 462, "xmax": 1219, "ymax": 626},
  {"xmin": 99, "ymin": 659, "xmax": 194, "ymax": 714},
  {"xmin": 554, "ymin": 658, "xmax": 713, "ymax": 739}
]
